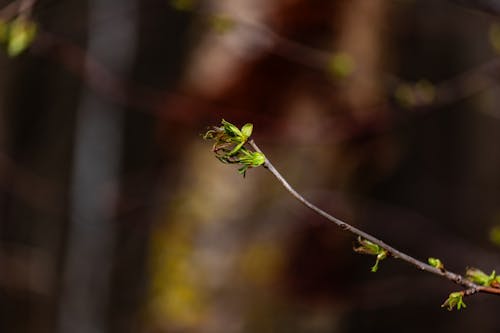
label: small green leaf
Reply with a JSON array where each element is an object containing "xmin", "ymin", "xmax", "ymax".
[
  {"xmin": 466, "ymin": 268, "xmax": 497, "ymax": 286},
  {"xmin": 371, "ymin": 251, "xmax": 387, "ymax": 272},
  {"xmin": 428, "ymin": 257, "xmax": 444, "ymax": 271},
  {"xmin": 354, "ymin": 237, "xmax": 387, "ymax": 272},
  {"xmin": 238, "ymin": 165, "xmax": 249, "ymax": 177},
  {"xmin": 228, "ymin": 141, "xmax": 245, "ymax": 156},
  {"xmin": 240, "ymin": 123, "xmax": 253, "ymax": 139},
  {"xmin": 354, "ymin": 237, "xmax": 382, "ymax": 255},
  {"xmin": 442, "ymin": 291, "xmax": 466, "ymax": 311},
  {"xmin": 222, "ymin": 119, "xmax": 243, "ymax": 138}
]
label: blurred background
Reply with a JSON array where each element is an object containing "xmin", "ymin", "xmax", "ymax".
[{"xmin": 1, "ymin": 0, "xmax": 500, "ymax": 332}]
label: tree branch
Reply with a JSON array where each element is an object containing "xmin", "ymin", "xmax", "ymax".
[{"xmin": 248, "ymin": 139, "xmax": 500, "ymax": 297}]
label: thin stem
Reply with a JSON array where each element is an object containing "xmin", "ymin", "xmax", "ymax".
[{"xmin": 249, "ymin": 140, "xmax": 500, "ymax": 296}]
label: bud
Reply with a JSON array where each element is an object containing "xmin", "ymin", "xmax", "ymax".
[
  {"xmin": 354, "ymin": 237, "xmax": 388, "ymax": 272},
  {"xmin": 441, "ymin": 291, "xmax": 466, "ymax": 311},
  {"xmin": 204, "ymin": 120, "xmax": 265, "ymax": 177},
  {"xmin": 466, "ymin": 268, "xmax": 497, "ymax": 287},
  {"xmin": 428, "ymin": 257, "xmax": 444, "ymax": 271}
]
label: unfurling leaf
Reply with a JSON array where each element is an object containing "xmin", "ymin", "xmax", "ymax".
[
  {"xmin": 428, "ymin": 257, "xmax": 445, "ymax": 271},
  {"xmin": 442, "ymin": 291, "xmax": 466, "ymax": 311},
  {"xmin": 466, "ymin": 268, "xmax": 497, "ymax": 287},
  {"xmin": 354, "ymin": 237, "xmax": 388, "ymax": 272},
  {"xmin": 203, "ymin": 119, "xmax": 265, "ymax": 177},
  {"xmin": 240, "ymin": 123, "xmax": 253, "ymax": 138}
]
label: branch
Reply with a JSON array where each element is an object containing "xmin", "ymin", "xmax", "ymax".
[{"xmin": 243, "ymin": 139, "xmax": 500, "ymax": 297}]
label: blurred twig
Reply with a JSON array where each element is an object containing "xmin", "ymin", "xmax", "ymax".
[
  {"xmin": 0, "ymin": 0, "xmax": 36, "ymax": 20},
  {"xmin": 450, "ymin": 0, "xmax": 500, "ymax": 16}
]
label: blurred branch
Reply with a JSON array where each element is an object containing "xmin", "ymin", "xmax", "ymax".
[
  {"xmin": 24, "ymin": 9, "xmax": 500, "ymax": 127},
  {"xmin": 246, "ymin": 139, "xmax": 500, "ymax": 300},
  {"xmin": 450, "ymin": 0, "xmax": 500, "ymax": 16},
  {"xmin": 201, "ymin": 12, "xmax": 500, "ymax": 119},
  {"xmin": 0, "ymin": 0, "xmax": 35, "ymax": 20}
]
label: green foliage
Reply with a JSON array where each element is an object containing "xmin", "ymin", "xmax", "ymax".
[
  {"xmin": 466, "ymin": 268, "xmax": 498, "ymax": 287},
  {"xmin": 354, "ymin": 237, "xmax": 388, "ymax": 272},
  {"xmin": 442, "ymin": 291, "xmax": 466, "ymax": 311},
  {"xmin": 204, "ymin": 119, "xmax": 265, "ymax": 177},
  {"xmin": 428, "ymin": 257, "xmax": 444, "ymax": 271},
  {"xmin": 0, "ymin": 17, "xmax": 37, "ymax": 57}
]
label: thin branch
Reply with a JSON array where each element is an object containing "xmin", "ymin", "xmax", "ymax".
[{"xmin": 248, "ymin": 139, "xmax": 500, "ymax": 296}]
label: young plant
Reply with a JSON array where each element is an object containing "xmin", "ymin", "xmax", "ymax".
[
  {"xmin": 204, "ymin": 119, "xmax": 265, "ymax": 176},
  {"xmin": 204, "ymin": 119, "xmax": 500, "ymax": 310}
]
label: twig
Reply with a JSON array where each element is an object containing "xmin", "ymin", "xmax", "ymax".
[{"xmin": 248, "ymin": 139, "xmax": 500, "ymax": 296}]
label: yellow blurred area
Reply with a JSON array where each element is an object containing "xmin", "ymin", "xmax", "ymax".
[{"xmin": 240, "ymin": 241, "xmax": 284, "ymax": 287}]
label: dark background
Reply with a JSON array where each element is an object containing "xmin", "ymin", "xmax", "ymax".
[{"xmin": 1, "ymin": 0, "xmax": 500, "ymax": 332}]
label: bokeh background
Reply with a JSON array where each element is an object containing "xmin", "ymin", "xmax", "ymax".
[{"xmin": 1, "ymin": 0, "xmax": 500, "ymax": 332}]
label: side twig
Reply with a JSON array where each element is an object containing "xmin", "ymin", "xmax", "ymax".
[{"xmin": 248, "ymin": 139, "xmax": 500, "ymax": 297}]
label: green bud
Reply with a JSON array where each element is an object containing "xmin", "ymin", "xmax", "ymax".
[
  {"xmin": 240, "ymin": 123, "xmax": 253, "ymax": 139},
  {"xmin": 354, "ymin": 237, "xmax": 388, "ymax": 272},
  {"xmin": 466, "ymin": 268, "xmax": 497, "ymax": 286},
  {"xmin": 239, "ymin": 149, "xmax": 265, "ymax": 166},
  {"xmin": 441, "ymin": 291, "xmax": 466, "ymax": 311},
  {"xmin": 222, "ymin": 119, "xmax": 243, "ymax": 138},
  {"xmin": 371, "ymin": 251, "xmax": 387, "ymax": 273},
  {"xmin": 428, "ymin": 257, "xmax": 444, "ymax": 271},
  {"xmin": 204, "ymin": 120, "xmax": 264, "ymax": 177}
]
